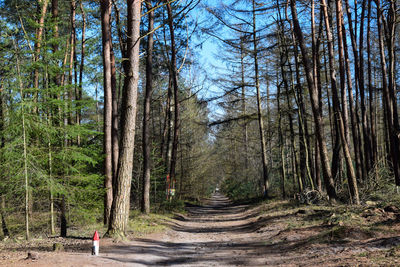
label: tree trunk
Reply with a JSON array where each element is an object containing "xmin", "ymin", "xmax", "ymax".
[
  {"xmin": 0, "ymin": 83, "xmax": 9, "ymax": 238},
  {"xmin": 68, "ymin": 0, "xmax": 76, "ymax": 127},
  {"xmin": 111, "ymin": 41, "xmax": 119, "ymax": 185},
  {"xmin": 76, "ymin": 0, "xmax": 86, "ymax": 145},
  {"xmin": 48, "ymin": 141, "xmax": 55, "ymax": 235},
  {"xmin": 15, "ymin": 47, "xmax": 30, "ymax": 239},
  {"xmin": 343, "ymin": 0, "xmax": 366, "ymax": 181},
  {"xmin": 240, "ymin": 36, "xmax": 249, "ymax": 178},
  {"xmin": 142, "ymin": 0, "xmax": 154, "ymax": 214},
  {"xmin": 321, "ymin": 0, "xmax": 359, "ymax": 204},
  {"xmin": 100, "ymin": 0, "xmax": 113, "ymax": 225},
  {"xmin": 166, "ymin": 1, "xmax": 180, "ymax": 191},
  {"xmin": 164, "ymin": 75, "xmax": 173, "ymax": 177},
  {"xmin": 0, "ymin": 196, "xmax": 9, "ymax": 238},
  {"xmin": 311, "ymin": 0, "xmax": 322, "ymax": 192},
  {"xmin": 277, "ymin": 76, "xmax": 286, "ymax": 198},
  {"xmin": 252, "ymin": 0, "xmax": 269, "ymax": 196},
  {"xmin": 386, "ymin": 1, "xmax": 399, "ymax": 186},
  {"xmin": 278, "ymin": 4, "xmax": 303, "ymax": 192},
  {"xmin": 60, "ymin": 195, "xmax": 67, "ymax": 237},
  {"xmin": 336, "ymin": 0, "xmax": 351, "ymax": 184},
  {"xmin": 358, "ymin": 0, "xmax": 372, "ymax": 174},
  {"xmin": 291, "ymin": 32, "xmax": 313, "ymax": 190},
  {"xmin": 335, "ymin": 0, "xmax": 349, "ymax": 143},
  {"xmin": 50, "ymin": 0, "xmax": 59, "ymax": 235},
  {"xmin": 376, "ymin": 0, "xmax": 400, "ymax": 186},
  {"xmin": 314, "ymin": 8, "xmax": 324, "ymax": 192},
  {"xmin": 287, "ymin": 46, "xmax": 303, "ymax": 192},
  {"xmin": 33, "ymin": 0, "xmax": 49, "ymax": 115},
  {"xmin": 367, "ymin": 0, "xmax": 377, "ymax": 172},
  {"xmin": 51, "ymin": 0, "xmax": 61, "ymax": 89},
  {"xmin": 342, "ymin": 4, "xmax": 362, "ymax": 184},
  {"xmin": 290, "ymin": 0, "xmax": 337, "ymax": 201},
  {"xmin": 276, "ymin": 3, "xmax": 301, "ymax": 193},
  {"xmin": 107, "ymin": 0, "xmax": 142, "ymax": 238}
]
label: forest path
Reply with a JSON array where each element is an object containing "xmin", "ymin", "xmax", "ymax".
[
  {"xmin": 12, "ymin": 193, "xmax": 276, "ymax": 266},
  {"xmin": 8, "ymin": 193, "xmax": 400, "ymax": 266},
  {"xmin": 99, "ymin": 192, "xmax": 272, "ymax": 266}
]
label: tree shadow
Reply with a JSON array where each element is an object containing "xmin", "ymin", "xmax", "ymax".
[{"xmin": 97, "ymin": 199, "xmax": 340, "ymax": 266}]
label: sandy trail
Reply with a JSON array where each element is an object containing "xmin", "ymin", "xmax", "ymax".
[
  {"xmin": 8, "ymin": 193, "xmax": 275, "ymax": 266},
  {"xmin": 4, "ymin": 193, "xmax": 399, "ymax": 266},
  {"xmin": 98, "ymin": 193, "xmax": 272, "ymax": 266}
]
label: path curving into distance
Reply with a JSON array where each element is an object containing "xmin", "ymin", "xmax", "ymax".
[{"xmin": 99, "ymin": 192, "xmax": 272, "ymax": 266}]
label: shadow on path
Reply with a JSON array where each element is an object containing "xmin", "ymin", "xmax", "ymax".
[{"xmin": 99, "ymin": 193, "xmax": 309, "ymax": 266}]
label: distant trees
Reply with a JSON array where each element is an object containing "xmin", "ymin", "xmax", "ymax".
[
  {"xmin": 206, "ymin": 0, "xmax": 399, "ymax": 202},
  {"xmin": 204, "ymin": 0, "xmax": 271, "ymax": 197}
]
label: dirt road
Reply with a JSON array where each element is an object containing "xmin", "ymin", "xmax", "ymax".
[
  {"xmin": 4, "ymin": 193, "xmax": 400, "ymax": 266},
  {"xmin": 95, "ymin": 193, "xmax": 273, "ymax": 266}
]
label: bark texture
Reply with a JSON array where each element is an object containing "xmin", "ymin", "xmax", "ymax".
[
  {"xmin": 107, "ymin": 0, "xmax": 142, "ymax": 238},
  {"xmin": 142, "ymin": 0, "xmax": 154, "ymax": 214},
  {"xmin": 290, "ymin": 0, "xmax": 337, "ymax": 201},
  {"xmin": 100, "ymin": 0, "xmax": 113, "ymax": 225},
  {"xmin": 166, "ymin": 0, "xmax": 180, "ymax": 189}
]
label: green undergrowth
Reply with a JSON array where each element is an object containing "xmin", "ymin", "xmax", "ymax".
[
  {"xmin": 127, "ymin": 210, "xmax": 173, "ymax": 237},
  {"xmin": 157, "ymin": 198, "xmax": 186, "ymax": 213},
  {"xmin": 0, "ymin": 206, "xmax": 179, "ymax": 242}
]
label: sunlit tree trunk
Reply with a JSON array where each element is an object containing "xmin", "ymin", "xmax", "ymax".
[
  {"xmin": 366, "ymin": 0, "xmax": 377, "ymax": 171},
  {"xmin": 311, "ymin": 0, "xmax": 322, "ymax": 191},
  {"xmin": 386, "ymin": 1, "xmax": 399, "ymax": 186},
  {"xmin": 49, "ymin": 0, "xmax": 59, "ymax": 236},
  {"xmin": 15, "ymin": 44, "xmax": 30, "ymax": 240},
  {"xmin": 107, "ymin": 0, "xmax": 142, "ymax": 238},
  {"xmin": 290, "ymin": 31, "xmax": 313, "ymax": 190},
  {"xmin": 376, "ymin": 0, "xmax": 400, "ymax": 186},
  {"xmin": 343, "ymin": 0, "xmax": 366, "ymax": 181},
  {"xmin": 100, "ymin": 0, "xmax": 113, "ymax": 225},
  {"xmin": 68, "ymin": 0, "xmax": 76, "ymax": 127},
  {"xmin": 277, "ymin": 76, "xmax": 286, "ymax": 198},
  {"xmin": 290, "ymin": 0, "xmax": 337, "ymax": 201},
  {"xmin": 33, "ymin": 0, "xmax": 49, "ymax": 115},
  {"xmin": 111, "ymin": 43, "xmax": 119, "ymax": 186},
  {"xmin": 0, "ymin": 80, "xmax": 9, "ymax": 238},
  {"xmin": 252, "ymin": 0, "xmax": 269, "ymax": 196},
  {"xmin": 342, "ymin": 3, "xmax": 362, "ymax": 184},
  {"xmin": 166, "ymin": 1, "xmax": 180, "ymax": 190},
  {"xmin": 162, "ymin": 75, "xmax": 173, "ymax": 170},
  {"xmin": 142, "ymin": 0, "xmax": 154, "ymax": 214},
  {"xmin": 240, "ymin": 36, "xmax": 249, "ymax": 177},
  {"xmin": 359, "ymin": 0, "xmax": 373, "ymax": 174},
  {"xmin": 321, "ymin": 0, "xmax": 359, "ymax": 204},
  {"xmin": 76, "ymin": 0, "xmax": 86, "ymax": 146}
]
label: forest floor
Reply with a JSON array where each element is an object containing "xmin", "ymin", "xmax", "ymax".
[{"xmin": 2, "ymin": 193, "xmax": 400, "ymax": 266}]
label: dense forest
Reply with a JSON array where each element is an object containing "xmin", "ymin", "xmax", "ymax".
[{"xmin": 0, "ymin": 0, "xmax": 399, "ymax": 244}]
